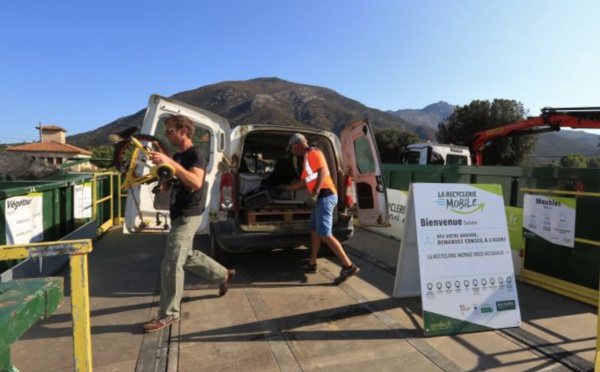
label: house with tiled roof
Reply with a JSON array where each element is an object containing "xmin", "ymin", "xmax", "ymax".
[{"xmin": 6, "ymin": 125, "xmax": 93, "ymax": 171}]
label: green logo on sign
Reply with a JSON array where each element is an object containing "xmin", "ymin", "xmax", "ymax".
[
  {"xmin": 451, "ymin": 203, "xmax": 485, "ymax": 215},
  {"xmin": 480, "ymin": 304, "xmax": 493, "ymax": 313},
  {"xmin": 496, "ymin": 300, "xmax": 516, "ymax": 312},
  {"xmin": 429, "ymin": 320, "xmax": 453, "ymax": 331}
]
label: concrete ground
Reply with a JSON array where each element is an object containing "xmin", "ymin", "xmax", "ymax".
[{"xmin": 9, "ymin": 227, "xmax": 597, "ymax": 371}]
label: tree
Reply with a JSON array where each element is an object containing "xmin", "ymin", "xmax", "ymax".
[
  {"xmin": 587, "ymin": 156, "xmax": 600, "ymax": 169},
  {"xmin": 374, "ymin": 129, "xmax": 419, "ymax": 164},
  {"xmin": 90, "ymin": 146, "xmax": 114, "ymax": 169},
  {"xmin": 540, "ymin": 160, "xmax": 560, "ymax": 168},
  {"xmin": 560, "ymin": 154, "xmax": 587, "ymax": 168},
  {"xmin": 436, "ymin": 99, "xmax": 537, "ymax": 166}
]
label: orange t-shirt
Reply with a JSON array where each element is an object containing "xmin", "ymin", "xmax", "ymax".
[{"xmin": 301, "ymin": 148, "xmax": 337, "ymax": 195}]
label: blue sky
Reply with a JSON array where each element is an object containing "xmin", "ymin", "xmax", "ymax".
[{"xmin": 1, "ymin": 1, "xmax": 599, "ymax": 143}]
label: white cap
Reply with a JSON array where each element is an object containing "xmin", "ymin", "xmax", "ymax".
[{"xmin": 286, "ymin": 133, "xmax": 307, "ymax": 150}]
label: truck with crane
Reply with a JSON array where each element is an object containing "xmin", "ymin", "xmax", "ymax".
[
  {"xmin": 471, "ymin": 107, "xmax": 600, "ymax": 166},
  {"xmin": 375, "ymin": 107, "xmax": 600, "ymax": 167}
]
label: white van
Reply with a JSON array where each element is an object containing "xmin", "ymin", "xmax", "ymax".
[
  {"xmin": 403, "ymin": 142, "xmax": 472, "ymax": 165},
  {"xmin": 123, "ymin": 94, "xmax": 389, "ymax": 262}
]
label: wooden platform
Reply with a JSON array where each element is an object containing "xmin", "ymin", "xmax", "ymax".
[{"xmin": 244, "ymin": 207, "xmax": 312, "ymax": 225}]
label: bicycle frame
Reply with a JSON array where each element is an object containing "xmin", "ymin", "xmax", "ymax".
[{"xmin": 119, "ymin": 137, "xmax": 175, "ymax": 191}]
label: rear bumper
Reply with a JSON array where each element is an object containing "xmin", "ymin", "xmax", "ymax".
[{"xmin": 211, "ymin": 216, "xmax": 354, "ymax": 253}]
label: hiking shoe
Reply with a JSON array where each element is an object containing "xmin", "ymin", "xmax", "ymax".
[
  {"xmin": 219, "ymin": 269, "xmax": 236, "ymax": 297},
  {"xmin": 299, "ymin": 262, "xmax": 318, "ymax": 273},
  {"xmin": 143, "ymin": 315, "xmax": 180, "ymax": 333},
  {"xmin": 334, "ymin": 264, "xmax": 360, "ymax": 285}
]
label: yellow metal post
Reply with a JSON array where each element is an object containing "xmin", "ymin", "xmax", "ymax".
[
  {"xmin": 0, "ymin": 239, "xmax": 94, "ymax": 371},
  {"xmin": 70, "ymin": 254, "xmax": 93, "ymax": 372},
  {"xmin": 597, "ymin": 284, "xmax": 600, "ymax": 371},
  {"xmin": 92, "ymin": 173, "xmax": 99, "ymax": 223},
  {"xmin": 117, "ymin": 172, "xmax": 123, "ymax": 225},
  {"xmin": 92, "ymin": 171, "xmax": 120, "ymax": 234}
]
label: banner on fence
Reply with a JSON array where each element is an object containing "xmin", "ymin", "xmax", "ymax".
[
  {"xmin": 523, "ymin": 194, "xmax": 576, "ymax": 248},
  {"xmin": 5, "ymin": 193, "xmax": 44, "ymax": 245},
  {"xmin": 74, "ymin": 182, "xmax": 93, "ymax": 219}
]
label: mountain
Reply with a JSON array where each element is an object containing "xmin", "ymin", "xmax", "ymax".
[
  {"xmin": 530, "ymin": 130, "xmax": 600, "ymax": 165},
  {"xmin": 68, "ymin": 78, "xmax": 434, "ymax": 148},
  {"xmin": 66, "ymin": 78, "xmax": 599, "ymax": 166},
  {"xmin": 387, "ymin": 101, "xmax": 456, "ymax": 129}
]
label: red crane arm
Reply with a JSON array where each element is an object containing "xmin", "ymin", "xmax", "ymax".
[{"xmin": 471, "ymin": 107, "xmax": 600, "ymax": 165}]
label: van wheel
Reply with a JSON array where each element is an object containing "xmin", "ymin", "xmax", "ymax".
[{"xmin": 210, "ymin": 232, "xmax": 233, "ymax": 265}]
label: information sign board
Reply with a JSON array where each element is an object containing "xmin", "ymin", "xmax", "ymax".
[
  {"xmin": 5, "ymin": 193, "xmax": 44, "ymax": 245},
  {"xmin": 74, "ymin": 182, "xmax": 93, "ymax": 219},
  {"xmin": 393, "ymin": 183, "xmax": 521, "ymax": 336},
  {"xmin": 523, "ymin": 194, "xmax": 576, "ymax": 248}
]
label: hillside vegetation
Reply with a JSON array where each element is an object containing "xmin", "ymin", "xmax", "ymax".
[{"xmin": 67, "ymin": 77, "xmax": 600, "ymax": 165}]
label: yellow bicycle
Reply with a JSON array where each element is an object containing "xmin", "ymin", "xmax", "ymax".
[
  {"xmin": 112, "ymin": 128, "xmax": 175, "ymax": 230},
  {"xmin": 112, "ymin": 129, "xmax": 175, "ymax": 191}
]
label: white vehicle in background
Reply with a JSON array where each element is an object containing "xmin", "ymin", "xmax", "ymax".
[{"xmin": 403, "ymin": 142, "xmax": 472, "ymax": 166}]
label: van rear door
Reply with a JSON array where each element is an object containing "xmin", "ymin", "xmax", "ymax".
[
  {"xmin": 123, "ymin": 94, "xmax": 231, "ymax": 233},
  {"xmin": 341, "ymin": 120, "xmax": 390, "ymax": 227}
]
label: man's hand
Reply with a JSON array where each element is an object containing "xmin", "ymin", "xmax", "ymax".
[
  {"xmin": 148, "ymin": 151, "xmax": 172, "ymax": 166},
  {"xmin": 306, "ymin": 192, "xmax": 318, "ymax": 208}
]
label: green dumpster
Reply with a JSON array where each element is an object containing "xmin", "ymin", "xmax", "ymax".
[{"xmin": 0, "ymin": 173, "xmax": 93, "ymax": 275}]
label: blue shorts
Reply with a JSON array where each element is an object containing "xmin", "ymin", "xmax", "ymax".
[{"xmin": 309, "ymin": 194, "xmax": 338, "ymax": 237}]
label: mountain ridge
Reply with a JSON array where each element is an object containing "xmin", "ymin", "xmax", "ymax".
[
  {"xmin": 66, "ymin": 78, "xmax": 599, "ymax": 165},
  {"xmin": 68, "ymin": 77, "xmax": 437, "ymax": 148},
  {"xmin": 387, "ymin": 101, "xmax": 456, "ymax": 129}
]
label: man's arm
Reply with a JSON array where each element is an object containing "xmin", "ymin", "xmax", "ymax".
[
  {"xmin": 282, "ymin": 179, "xmax": 305, "ymax": 191},
  {"xmin": 148, "ymin": 151, "xmax": 204, "ymax": 191},
  {"xmin": 311, "ymin": 168, "xmax": 326, "ymax": 197},
  {"xmin": 176, "ymin": 166, "xmax": 204, "ymax": 191}
]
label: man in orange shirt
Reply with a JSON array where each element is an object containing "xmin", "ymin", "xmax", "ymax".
[{"xmin": 281, "ymin": 133, "xmax": 359, "ymax": 285}]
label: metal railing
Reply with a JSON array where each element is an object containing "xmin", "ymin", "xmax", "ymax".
[
  {"xmin": 0, "ymin": 239, "xmax": 94, "ymax": 371},
  {"xmin": 92, "ymin": 171, "xmax": 122, "ymax": 234},
  {"xmin": 519, "ymin": 188, "xmax": 600, "ymax": 370}
]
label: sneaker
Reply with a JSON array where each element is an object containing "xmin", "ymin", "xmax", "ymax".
[
  {"xmin": 334, "ymin": 264, "xmax": 360, "ymax": 285},
  {"xmin": 219, "ymin": 269, "xmax": 236, "ymax": 297},
  {"xmin": 299, "ymin": 262, "xmax": 318, "ymax": 273},
  {"xmin": 143, "ymin": 315, "xmax": 180, "ymax": 333}
]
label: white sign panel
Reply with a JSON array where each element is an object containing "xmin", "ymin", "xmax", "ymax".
[
  {"xmin": 393, "ymin": 183, "xmax": 521, "ymax": 336},
  {"xmin": 523, "ymin": 194, "xmax": 576, "ymax": 248},
  {"xmin": 74, "ymin": 183, "xmax": 93, "ymax": 219},
  {"xmin": 5, "ymin": 193, "xmax": 44, "ymax": 245},
  {"xmin": 364, "ymin": 189, "xmax": 408, "ymax": 240}
]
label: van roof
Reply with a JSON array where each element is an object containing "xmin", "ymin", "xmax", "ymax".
[{"xmin": 407, "ymin": 142, "xmax": 470, "ymax": 151}]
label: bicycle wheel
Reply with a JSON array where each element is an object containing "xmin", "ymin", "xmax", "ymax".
[{"xmin": 113, "ymin": 134, "xmax": 169, "ymax": 173}]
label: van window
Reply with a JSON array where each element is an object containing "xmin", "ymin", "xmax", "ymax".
[
  {"xmin": 431, "ymin": 152, "xmax": 445, "ymax": 165},
  {"xmin": 354, "ymin": 137, "xmax": 375, "ymax": 173},
  {"xmin": 405, "ymin": 151, "xmax": 421, "ymax": 164},
  {"xmin": 446, "ymin": 154, "xmax": 469, "ymax": 165}
]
